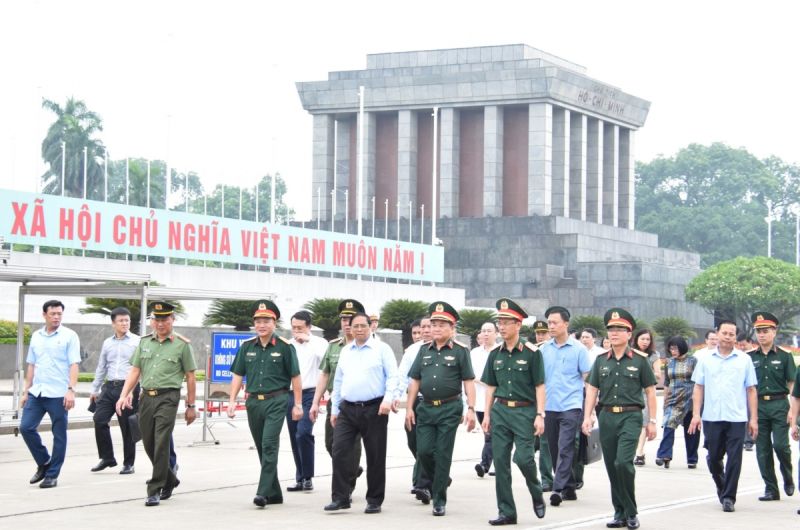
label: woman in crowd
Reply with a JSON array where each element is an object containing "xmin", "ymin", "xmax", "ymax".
[
  {"xmin": 632, "ymin": 328, "xmax": 661, "ymax": 466},
  {"xmin": 655, "ymin": 336, "xmax": 700, "ymax": 469}
]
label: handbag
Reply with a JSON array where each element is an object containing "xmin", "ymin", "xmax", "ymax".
[
  {"xmin": 128, "ymin": 413, "xmax": 142, "ymax": 444},
  {"xmin": 581, "ymin": 427, "xmax": 603, "ymax": 465}
]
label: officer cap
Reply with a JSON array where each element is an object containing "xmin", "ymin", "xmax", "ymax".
[
  {"xmin": 496, "ymin": 298, "xmax": 528, "ymax": 322},
  {"xmin": 752, "ymin": 311, "xmax": 779, "ymax": 329},
  {"xmin": 604, "ymin": 308, "xmax": 635, "ymax": 331},
  {"xmin": 253, "ymin": 299, "xmax": 280, "ymax": 320},
  {"xmin": 544, "ymin": 306, "xmax": 571, "ymax": 321},
  {"xmin": 338, "ymin": 299, "xmax": 365, "ymax": 318},
  {"xmin": 429, "ymin": 301, "xmax": 459, "ymax": 324},
  {"xmin": 149, "ymin": 301, "xmax": 175, "ymax": 319},
  {"xmin": 532, "ymin": 320, "xmax": 548, "ymax": 332}
]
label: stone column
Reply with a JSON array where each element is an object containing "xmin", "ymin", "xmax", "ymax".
[
  {"xmin": 357, "ymin": 112, "xmax": 377, "ymax": 222},
  {"xmin": 312, "ymin": 114, "xmax": 335, "ymax": 221},
  {"xmin": 439, "ymin": 107, "xmax": 460, "ymax": 218},
  {"xmin": 602, "ymin": 123, "xmax": 619, "ymax": 227},
  {"xmin": 334, "ymin": 118, "xmax": 351, "ymax": 221},
  {"xmin": 397, "ymin": 110, "xmax": 418, "ymax": 216},
  {"xmin": 586, "ymin": 118, "xmax": 603, "ymax": 224},
  {"xmin": 618, "ymin": 128, "xmax": 635, "ymax": 229},
  {"xmin": 483, "ymin": 105, "xmax": 503, "ymax": 217},
  {"xmin": 551, "ymin": 107, "xmax": 570, "ymax": 217},
  {"xmin": 569, "ymin": 113, "xmax": 587, "ymax": 221},
  {"xmin": 528, "ymin": 102, "xmax": 552, "ymax": 216}
]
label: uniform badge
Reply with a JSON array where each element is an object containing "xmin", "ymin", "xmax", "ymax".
[
  {"xmin": 771, "ymin": 360, "xmax": 781, "ymax": 364},
  {"xmin": 516, "ymin": 359, "xmax": 528, "ymax": 365},
  {"xmin": 612, "ymin": 311, "xmax": 620, "ymax": 319},
  {"xmin": 500, "ymin": 300, "xmax": 509, "ymax": 310},
  {"xmin": 259, "ymin": 302, "xmax": 266, "ymax": 310},
  {"xmin": 270, "ymin": 352, "xmax": 281, "ymax": 357},
  {"xmin": 346, "ymin": 301, "xmax": 353, "ymax": 309},
  {"xmin": 436, "ymin": 303, "xmax": 444, "ymax": 312},
  {"xmin": 423, "ymin": 355, "xmax": 432, "ymax": 359},
  {"xmin": 444, "ymin": 355, "xmax": 455, "ymax": 361},
  {"xmin": 626, "ymin": 366, "xmax": 638, "ymax": 371},
  {"xmin": 154, "ymin": 303, "xmax": 163, "ymax": 311},
  {"xmin": 756, "ymin": 314, "xmax": 764, "ymax": 322},
  {"xmin": 246, "ymin": 351, "xmax": 256, "ymax": 357}
]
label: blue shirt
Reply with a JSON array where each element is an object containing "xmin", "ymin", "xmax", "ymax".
[
  {"xmin": 692, "ymin": 347, "xmax": 757, "ymax": 422},
  {"xmin": 398, "ymin": 340, "xmax": 424, "ymax": 394},
  {"xmin": 540, "ymin": 336, "xmax": 592, "ymax": 411},
  {"xmin": 91, "ymin": 332, "xmax": 140, "ymax": 394},
  {"xmin": 27, "ymin": 325, "xmax": 82, "ymax": 398},
  {"xmin": 331, "ymin": 337, "xmax": 400, "ymax": 415}
]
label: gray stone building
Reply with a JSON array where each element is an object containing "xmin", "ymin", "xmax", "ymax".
[{"xmin": 296, "ymin": 44, "xmax": 709, "ymax": 327}]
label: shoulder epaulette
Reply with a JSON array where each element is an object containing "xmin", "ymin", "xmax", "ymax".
[
  {"xmin": 329, "ymin": 337, "xmax": 343, "ymax": 344},
  {"xmin": 534, "ymin": 340, "xmax": 546, "ymax": 347},
  {"xmin": 632, "ymin": 348, "xmax": 648, "ymax": 358},
  {"xmin": 141, "ymin": 332, "xmax": 153, "ymax": 338},
  {"xmin": 173, "ymin": 332, "xmax": 191, "ymax": 343},
  {"xmin": 744, "ymin": 348, "xmax": 758, "ymax": 355},
  {"xmin": 241, "ymin": 335, "xmax": 258, "ymax": 343},
  {"xmin": 777, "ymin": 346, "xmax": 792, "ymax": 354},
  {"xmin": 525, "ymin": 341, "xmax": 540, "ymax": 351},
  {"xmin": 278, "ymin": 335, "xmax": 291, "ymax": 344},
  {"xmin": 453, "ymin": 339, "xmax": 468, "ymax": 349}
]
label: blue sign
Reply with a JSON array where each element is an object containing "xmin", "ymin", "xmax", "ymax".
[{"xmin": 210, "ymin": 332, "xmax": 255, "ymax": 383}]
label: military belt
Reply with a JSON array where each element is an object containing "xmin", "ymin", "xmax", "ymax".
[
  {"xmin": 144, "ymin": 388, "xmax": 179, "ymax": 397},
  {"xmin": 251, "ymin": 389, "xmax": 289, "ymax": 401},
  {"xmin": 424, "ymin": 393, "xmax": 461, "ymax": 406},
  {"xmin": 760, "ymin": 393, "xmax": 788, "ymax": 401},
  {"xmin": 602, "ymin": 405, "xmax": 643, "ymax": 413},
  {"xmin": 495, "ymin": 397, "xmax": 533, "ymax": 408}
]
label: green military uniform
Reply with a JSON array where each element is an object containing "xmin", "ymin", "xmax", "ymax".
[
  {"xmin": 409, "ymin": 303, "xmax": 474, "ymax": 511},
  {"xmin": 482, "ymin": 298, "xmax": 546, "ymax": 523},
  {"xmin": 132, "ymin": 303, "xmax": 196, "ymax": 499},
  {"xmin": 231, "ymin": 323, "xmax": 300, "ymax": 501},
  {"xmin": 587, "ymin": 308, "xmax": 656, "ymax": 523},
  {"xmin": 747, "ymin": 311, "xmax": 797, "ymax": 498}
]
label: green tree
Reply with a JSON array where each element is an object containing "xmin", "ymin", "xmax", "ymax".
[
  {"xmin": 652, "ymin": 317, "xmax": 697, "ymax": 344},
  {"xmin": 380, "ymin": 299, "xmax": 428, "ymax": 349},
  {"xmin": 457, "ymin": 309, "xmax": 496, "ymax": 348},
  {"xmin": 191, "ymin": 173, "xmax": 294, "ymax": 222},
  {"xmin": 203, "ymin": 300, "xmax": 257, "ymax": 331},
  {"xmin": 80, "ymin": 282, "xmax": 185, "ymax": 335},
  {"xmin": 636, "ymin": 143, "xmax": 800, "ymax": 266},
  {"xmin": 40, "ymin": 97, "xmax": 106, "ymax": 198},
  {"xmin": 303, "ymin": 298, "xmax": 343, "ymax": 340},
  {"xmin": 569, "ymin": 315, "xmax": 605, "ymax": 336},
  {"xmin": 685, "ymin": 256, "xmax": 800, "ymax": 336},
  {"xmin": 0, "ymin": 320, "xmax": 32, "ymax": 344}
]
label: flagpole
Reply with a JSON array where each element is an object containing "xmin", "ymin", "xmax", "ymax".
[
  {"xmin": 60, "ymin": 141, "xmax": 66, "ymax": 197},
  {"xmin": 357, "ymin": 86, "xmax": 364, "ymax": 236},
  {"xmin": 82, "ymin": 146, "xmax": 88, "ymax": 199},
  {"xmin": 431, "ymin": 106, "xmax": 439, "ymax": 245}
]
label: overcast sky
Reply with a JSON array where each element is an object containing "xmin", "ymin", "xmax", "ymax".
[{"xmin": 1, "ymin": 0, "xmax": 797, "ymax": 219}]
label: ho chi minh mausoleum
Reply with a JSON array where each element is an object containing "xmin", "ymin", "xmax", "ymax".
[{"xmin": 296, "ymin": 44, "xmax": 709, "ymax": 327}]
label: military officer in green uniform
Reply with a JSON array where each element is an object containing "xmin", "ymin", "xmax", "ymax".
[
  {"xmin": 116, "ymin": 301, "xmax": 197, "ymax": 507},
  {"xmin": 790, "ymin": 359, "xmax": 800, "ymax": 515},
  {"xmin": 405, "ymin": 302, "xmax": 476, "ymax": 516},
  {"xmin": 531, "ymin": 319, "xmax": 554, "ymax": 492},
  {"xmin": 227, "ymin": 300, "xmax": 302, "ymax": 508},
  {"xmin": 582, "ymin": 308, "xmax": 656, "ymax": 530},
  {"xmin": 481, "ymin": 298, "xmax": 547, "ymax": 525},
  {"xmin": 747, "ymin": 311, "xmax": 796, "ymax": 501},
  {"xmin": 309, "ymin": 299, "xmax": 364, "ymax": 487}
]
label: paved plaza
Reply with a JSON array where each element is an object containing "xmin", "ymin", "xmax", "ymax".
[{"xmin": 1, "ymin": 384, "xmax": 798, "ymax": 528}]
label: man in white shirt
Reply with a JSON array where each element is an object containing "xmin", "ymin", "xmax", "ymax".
[
  {"xmin": 286, "ymin": 310, "xmax": 328, "ymax": 492},
  {"xmin": 90, "ymin": 307, "xmax": 141, "ymax": 474},
  {"xmin": 579, "ymin": 328, "xmax": 606, "ymax": 364},
  {"xmin": 471, "ymin": 321, "xmax": 498, "ymax": 477},
  {"xmin": 693, "ymin": 330, "xmax": 719, "ymax": 361}
]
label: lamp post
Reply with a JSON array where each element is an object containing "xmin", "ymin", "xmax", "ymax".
[{"xmin": 766, "ymin": 199, "xmax": 773, "ymax": 258}]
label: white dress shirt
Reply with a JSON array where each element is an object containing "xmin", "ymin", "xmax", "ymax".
[
  {"xmin": 91, "ymin": 331, "xmax": 140, "ymax": 394},
  {"xmin": 290, "ymin": 334, "xmax": 328, "ymax": 390}
]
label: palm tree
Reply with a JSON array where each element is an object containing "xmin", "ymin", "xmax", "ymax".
[
  {"xmin": 80, "ymin": 282, "xmax": 184, "ymax": 335},
  {"xmin": 203, "ymin": 300, "xmax": 258, "ymax": 331},
  {"xmin": 303, "ymin": 298, "xmax": 343, "ymax": 340},
  {"xmin": 380, "ymin": 299, "xmax": 429, "ymax": 349},
  {"xmin": 40, "ymin": 97, "xmax": 106, "ymax": 199},
  {"xmin": 457, "ymin": 308, "xmax": 497, "ymax": 348}
]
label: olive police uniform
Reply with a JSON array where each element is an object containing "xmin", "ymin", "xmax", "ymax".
[
  {"xmin": 747, "ymin": 312, "xmax": 796, "ymax": 498},
  {"xmin": 318, "ymin": 299, "xmax": 363, "ymax": 485},
  {"xmin": 482, "ymin": 299, "xmax": 546, "ymax": 523},
  {"xmin": 132, "ymin": 302, "xmax": 196, "ymax": 499},
  {"xmin": 587, "ymin": 309, "xmax": 656, "ymax": 523},
  {"xmin": 230, "ymin": 301, "xmax": 300, "ymax": 502},
  {"xmin": 531, "ymin": 320, "xmax": 554, "ymax": 491},
  {"xmin": 408, "ymin": 302, "xmax": 474, "ymax": 511}
]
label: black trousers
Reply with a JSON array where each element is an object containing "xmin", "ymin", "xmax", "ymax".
[
  {"xmin": 94, "ymin": 382, "xmax": 140, "ymax": 466},
  {"xmin": 545, "ymin": 409, "xmax": 582, "ymax": 492},
  {"xmin": 331, "ymin": 400, "xmax": 388, "ymax": 505},
  {"xmin": 703, "ymin": 421, "xmax": 746, "ymax": 503}
]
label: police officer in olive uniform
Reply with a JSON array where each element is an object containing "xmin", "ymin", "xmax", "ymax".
[
  {"xmin": 227, "ymin": 300, "xmax": 302, "ymax": 508},
  {"xmin": 309, "ymin": 299, "xmax": 364, "ymax": 488},
  {"xmin": 116, "ymin": 302, "xmax": 197, "ymax": 507},
  {"xmin": 529, "ymin": 319, "xmax": 554, "ymax": 491},
  {"xmin": 481, "ymin": 298, "xmax": 547, "ymax": 525},
  {"xmin": 405, "ymin": 302, "xmax": 476, "ymax": 516},
  {"xmin": 747, "ymin": 311, "xmax": 796, "ymax": 501},
  {"xmin": 582, "ymin": 308, "xmax": 656, "ymax": 530}
]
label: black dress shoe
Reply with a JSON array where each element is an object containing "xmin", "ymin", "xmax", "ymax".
[
  {"xmin": 475, "ymin": 463, "xmax": 486, "ymax": 477},
  {"xmin": 688, "ymin": 463, "xmax": 697, "ymax": 469},
  {"xmin": 265, "ymin": 497, "xmax": 283, "ymax": 505},
  {"xmin": 626, "ymin": 515, "xmax": 640, "ymax": 529},
  {"xmin": 30, "ymin": 463, "xmax": 50, "ymax": 484},
  {"xmin": 744, "ymin": 444, "xmax": 754, "ymax": 451},
  {"xmin": 253, "ymin": 495, "xmax": 267, "ymax": 507},
  {"xmin": 145, "ymin": 495, "xmax": 160, "ymax": 506},
  {"xmin": 550, "ymin": 492, "xmax": 562, "ymax": 506},
  {"xmin": 160, "ymin": 478, "xmax": 180, "ymax": 500},
  {"xmin": 324, "ymin": 500, "xmax": 351, "ymax": 511},
  {"xmin": 488, "ymin": 471, "xmax": 496, "ymax": 476},
  {"xmin": 575, "ymin": 481, "xmax": 584, "ymax": 490},
  {"xmin": 119, "ymin": 465, "xmax": 135, "ymax": 475},
  {"xmin": 39, "ymin": 476, "xmax": 58, "ymax": 488},
  {"xmin": 488, "ymin": 514, "xmax": 517, "ymax": 526},
  {"xmin": 562, "ymin": 488, "xmax": 577, "ymax": 501},
  {"xmin": 533, "ymin": 497, "xmax": 546, "ymax": 519},
  {"xmin": 415, "ymin": 488, "xmax": 432, "ymax": 504},
  {"xmin": 364, "ymin": 503, "xmax": 381, "ymax": 514},
  {"xmin": 655, "ymin": 458, "xmax": 664, "ymax": 466},
  {"xmin": 287, "ymin": 482, "xmax": 305, "ymax": 492},
  {"xmin": 302, "ymin": 478, "xmax": 314, "ymax": 491},
  {"xmin": 758, "ymin": 491, "xmax": 780, "ymax": 501},
  {"xmin": 722, "ymin": 498, "xmax": 735, "ymax": 512},
  {"xmin": 785, "ymin": 482, "xmax": 795, "ymax": 496},
  {"xmin": 432, "ymin": 505, "xmax": 445, "ymax": 516},
  {"xmin": 91, "ymin": 459, "xmax": 117, "ymax": 472},
  {"xmin": 606, "ymin": 519, "xmax": 626, "ymax": 528}
]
